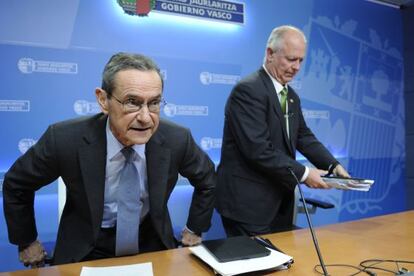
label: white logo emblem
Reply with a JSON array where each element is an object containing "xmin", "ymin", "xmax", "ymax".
[
  {"xmin": 163, "ymin": 103, "xmax": 208, "ymax": 117},
  {"xmin": 163, "ymin": 103, "xmax": 177, "ymax": 117},
  {"xmin": 74, "ymin": 100, "xmax": 100, "ymax": 115},
  {"xmin": 200, "ymin": 71, "xmax": 240, "ymax": 85},
  {"xmin": 17, "ymin": 58, "xmax": 35, "ymax": 74},
  {"xmin": 18, "ymin": 138, "xmax": 37, "ymax": 154},
  {"xmin": 17, "ymin": 57, "xmax": 78, "ymax": 74},
  {"xmin": 200, "ymin": 137, "xmax": 222, "ymax": 151},
  {"xmin": 200, "ymin": 72, "xmax": 213, "ymax": 85}
]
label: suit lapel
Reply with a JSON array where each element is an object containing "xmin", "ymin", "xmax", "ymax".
[
  {"xmin": 145, "ymin": 128, "xmax": 171, "ymax": 219},
  {"xmin": 78, "ymin": 114, "xmax": 107, "ymax": 238},
  {"xmin": 258, "ymin": 69, "xmax": 294, "ymax": 155},
  {"xmin": 259, "ymin": 69, "xmax": 285, "ymax": 121}
]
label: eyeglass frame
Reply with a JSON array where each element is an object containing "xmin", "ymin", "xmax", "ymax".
[{"xmin": 108, "ymin": 92, "xmax": 166, "ymax": 114}]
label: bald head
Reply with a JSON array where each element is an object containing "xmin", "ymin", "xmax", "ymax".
[
  {"xmin": 263, "ymin": 25, "xmax": 307, "ymax": 85},
  {"xmin": 265, "ymin": 25, "xmax": 307, "ymax": 59}
]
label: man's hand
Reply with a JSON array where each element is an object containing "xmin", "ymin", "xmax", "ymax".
[
  {"xmin": 304, "ymin": 168, "xmax": 330, "ymax": 189},
  {"xmin": 333, "ymin": 164, "xmax": 351, "ymax": 178},
  {"xmin": 18, "ymin": 240, "xmax": 47, "ymax": 268},
  {"xmin": 181, "ymin": 228, "xmax": 202, "ymax": 247}
]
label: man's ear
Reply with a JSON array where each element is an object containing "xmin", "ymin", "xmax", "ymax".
[
  {"xmin": 266, "ymin": 47, "xmax": 274, "ymax": 63},
  {"xmin": 95, "ymin": 88, "xmax": 109, "ymax": 114}
]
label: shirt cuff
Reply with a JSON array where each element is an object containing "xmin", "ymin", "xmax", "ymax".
[
  {"xmin": 184, "ymin": 225, "xmax": 201, "ymax": 236},
  {"xmin": 328, "ymin": 161, "xmax": 340, "ymax": 175},
  {"xmin": 300, "ymin": 166, "xmax": 309, "ymax": 182},
  {"xmin": 18, "ymin": 240, "xmax": 36, "ymax": 251}
]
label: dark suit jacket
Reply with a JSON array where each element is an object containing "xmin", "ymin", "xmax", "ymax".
[
  {"xmin": 216, "ymin": 68, "xmax": 337, "ymax": 227},
  {"xmin": 3, "ymin": 113, "xmax": 215, "ymax": 264}
]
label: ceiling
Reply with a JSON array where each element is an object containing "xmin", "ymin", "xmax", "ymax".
[{"xmin": 367, "ymin": 0, "xmax": 414, "ymax": 9}]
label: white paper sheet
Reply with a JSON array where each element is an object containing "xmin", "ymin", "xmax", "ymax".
[{"xmin": 80, "ymin": 262, "xmax": 153, "ymax": 276}]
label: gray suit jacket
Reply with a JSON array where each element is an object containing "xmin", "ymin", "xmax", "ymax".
[
  {"xmin": 3, "ymin": 113, "xmax": 216, "ymax": 264},
  {"xmin": 216, "ymin": 68, "xmax": 337, "ymax": 227}
]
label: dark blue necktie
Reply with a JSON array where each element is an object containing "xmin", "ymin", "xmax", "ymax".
[{"xmin": 115, "ymin": 147, "xmax": 141, "ymax": 256}]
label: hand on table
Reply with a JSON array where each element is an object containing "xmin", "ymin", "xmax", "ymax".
[
  {"xmin": 181, "ymin": 228, "xmax": 202, "ymax": 247},
  {"xmin": 19, "ymin": 240, "xmax": 47, "ymax": 268}
]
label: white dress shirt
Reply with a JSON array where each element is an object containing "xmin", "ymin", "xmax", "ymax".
[{"xmin": 262, "ymin": 65, "xmax": 309, "ymax": 182}]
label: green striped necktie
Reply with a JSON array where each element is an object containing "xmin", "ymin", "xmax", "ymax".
[{"xmin": 280, "ymin": 87, "xmax": 288, "ymax": 114}]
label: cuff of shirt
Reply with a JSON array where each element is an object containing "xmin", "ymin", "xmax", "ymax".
[
  {"xmin": 184, "ymin": 225, "xmax": 201, "ymax": 236},
  {"xmin": 328, "ymin": 161, "xmax": 340, "ymax": 175},
  {"xmin": 300, "ymin": 166, "xmax": 309, "ymax": 182},
  {"xmin": 18, "ymin": 240, "xmax": 36, "ymax": 251}
]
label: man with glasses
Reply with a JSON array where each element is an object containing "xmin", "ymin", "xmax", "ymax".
[
  {"xmin": 3, "ymin": 52, "xmax": 216, "ymax": 267},
  {"xmin": 216, "ymin": 25, "xmax": 350, "ymax": 237}
]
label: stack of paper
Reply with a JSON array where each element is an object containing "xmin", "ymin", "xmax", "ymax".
[
  {"xmin": 322, "ymin": 176, "xmax": 374, "ymax": 191},
  {"xmin": 189, "ymin": 245, "xmax": 293, "ymax": 276}
]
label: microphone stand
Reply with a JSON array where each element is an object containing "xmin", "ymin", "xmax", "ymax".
[{"xmin": 288, "ymin": 168, "xmax": 329, "ymax": 276}]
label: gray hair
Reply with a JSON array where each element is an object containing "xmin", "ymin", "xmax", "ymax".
[
  {"xmin": 101, "ymin": 52, "xmax": 163, "ymax": 97},
  {"xmin": 263, "ymin": 25, "xmax": 307, "ymax": 63}
]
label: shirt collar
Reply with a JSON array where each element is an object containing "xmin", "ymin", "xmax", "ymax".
[
  {"xmin": 106, "ymin": 118, "xmax": 146, "ymax": 161},
  {"xmin": 262, "ymin": 64, "xmax": 287, "ymax": 95}
]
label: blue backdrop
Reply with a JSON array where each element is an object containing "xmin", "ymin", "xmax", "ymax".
[{"xmin": 0, "ymin": 0, "xmax": 406, "ymax": 272}]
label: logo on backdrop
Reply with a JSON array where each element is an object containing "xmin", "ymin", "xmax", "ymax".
[
  {"xmin": 163, "ymin": 103, "xmax": 208, "ymax": 117},
  {"xmin": 199, "ymin": 71, "xmax": 240, "ymax": 85},
  {"xmin": 117, "ymin": 0, "xmax": 245, "ymax": 24},
  {"xmin": 0, "ymin": 100, "xmax": 30, "ymax": 112},
  {"xmin": 302, "ymin": 109, "xmax": 330, "ymax": 119},
  {"xmin": 160, "ymin": 69, "xmax": 167, "ymax": 81},
  {"xmin": 118, "ymin": 0, "xmax": 156, "ymax": 16},
  {"xmin": 17, "ymin": 58, "xmax": 78, "ymax": 74},
  {"xmin": 74, "ymin": 100, "xmax": 101, "ymax": 115},
  {"xmin": 18, "ymin": 138, "xmax": 37, "ymax": 154},
  {"xmin": 200, "ymin": 137, "xmax": 222, "ymax": 151}
]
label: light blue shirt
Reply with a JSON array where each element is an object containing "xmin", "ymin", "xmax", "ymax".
[{"xmin": 101, "ymin": 119, "xmax": 149, "ymax": 228}]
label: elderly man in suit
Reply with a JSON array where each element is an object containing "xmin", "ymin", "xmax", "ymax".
[
  {"xmin": 216, "ymin": 25, "xmax": 350, "ymax": 237},
  {"xmin": 3, "ymin": 52, "xmax": 216, "ymax": 267}
]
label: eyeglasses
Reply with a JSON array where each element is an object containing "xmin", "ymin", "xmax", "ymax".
[{"xmin": 110, "ymin": 93, "xmax": 166, "ymax": 114}]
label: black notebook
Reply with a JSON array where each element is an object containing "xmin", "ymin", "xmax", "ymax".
[{"xmin": 201, "ymin": 236, "xmax": 271, "ymax": 263}]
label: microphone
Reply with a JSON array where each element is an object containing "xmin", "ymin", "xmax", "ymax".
[{"xmin": 287, "ymin": 167, "xmax": 329, "ymax": 276}]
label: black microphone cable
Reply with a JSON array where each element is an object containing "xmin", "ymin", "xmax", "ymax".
[{"xmin": 288, "ymin": 167, "xmax": 330, "ymax": 276}]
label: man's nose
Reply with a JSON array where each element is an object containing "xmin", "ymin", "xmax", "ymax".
[
  {"xmin": 292, "ymin": 60, "xmax": 301, "ymax": 71},
  {"xmin": 135, "ymin": 105, "xmax": 152, "ymax": 121}
]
